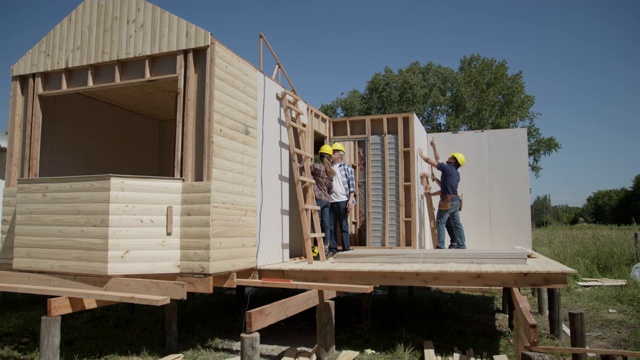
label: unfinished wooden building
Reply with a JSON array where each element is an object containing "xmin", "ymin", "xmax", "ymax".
[{"xmin": 0, "ymin": 0, "xmax": 576, "ymax": 358}]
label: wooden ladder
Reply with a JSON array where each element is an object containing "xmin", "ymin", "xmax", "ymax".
[
  {"xmin": 278, "ymin": 90, "xmax": 326, "ymax": 263},
  {"xmin": 420, "ymin": 172, "xmax": 438, "ymax": 248}
]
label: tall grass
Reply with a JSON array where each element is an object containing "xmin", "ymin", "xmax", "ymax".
[{"xmin": 532, "ymin": 224, "xmax": 640, "ymax": 351}]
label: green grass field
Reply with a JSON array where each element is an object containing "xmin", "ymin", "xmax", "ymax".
[{"xmin": 1, "ymin": 225, "xmax": 639, "ymax": 359}]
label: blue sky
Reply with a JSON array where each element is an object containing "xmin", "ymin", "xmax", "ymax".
[{"xmin": 1, "ymin": 0, "xmax": 638, "ymax": 207}]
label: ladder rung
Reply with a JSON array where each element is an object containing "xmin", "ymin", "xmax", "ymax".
[
  {"xmin": 293, "ymin": 147, "xmax": 314, "ymax": 158},
  {"xmin": 303, "ymin": 204, "xmax": 320, "ymax": 210},
  {"xmin": 286, "ymin": 102, "xmax": 304, "ymax": 115},
  {"xmin": 299, "ymin": 176, "xmax": 316, "ymax": 184},
  {"xmin": 309, "ymin": 233, "xmax": 324, "ymax": 238},
  {"xmin": 288, "ymin": 119, "xmax": 306, "ymax": 131}
]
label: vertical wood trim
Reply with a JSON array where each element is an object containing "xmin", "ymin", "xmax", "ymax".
[
  {"xmin": 87, "ymin": 67, "xmax": 94, "ymax": 86},
  {"xmin": 166, "ymin": 205, "xmax": 173, "ymax": 235},
  {"xmin": 173, "ymin": 51, "xmax": 185, "ymax": 178},
  {"xmin": 114, "ymin": 62, "xmax": 121, "ymax": 83},
  {"xmin": 366, "ymin": 118, "xmax": 372, "ymax": 246},
  {"xmin": 29, "ymin": 74, "xmax": 43, "ymax": 178},
  {"xmin": 61, "ymin": 70, "xmax": 68, "ymax": 90},
  {"xmin": 383, "ymin": 117, "xmax": 389, "ymax": 247},
  {"xmin": 6, "ymin": 78, "xmax": 25, "ymax": 187},
  {"xmin": 398, "ymin": 116, "xmax": 406, "ymax": 247},
  {"xmin": 144, "ymin": 57, "xmax": 150, "ymax": 78},
  {"xmin": 407, "ymin": 116, "xmax": 415, "ymax": 248},
  {"xmin": 22, "ymin": 76, "xmax": 35, "ymax": 179},
  {"xmin": 202, "ymin": 44, "xmax": 214, "ymax": 182},
  {"xmin": 182, "ymin": 50, "xmax": 195, "ymax": 182}
]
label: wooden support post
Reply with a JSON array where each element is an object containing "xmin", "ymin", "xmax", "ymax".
[
  {"xmin": 165, "ymin": 300, "xmax": 178, "ymax": 353},
  {"xmin": 536, "ymin": 288, "xmax": 548, "ymax": 316},
  {"xmin": 236, "ymin": 286, "xmax": 247, "ymax": 321},
  {"xmin": 504, "ymin": 287, "xmax": 514, "ymax": 330},
  {"xmin": 361, "ymin": 292, "xmax": 372, "ymax": 329},
  {"xmin": 240, "ymin": 332, "xmax": 260, "ymax": 360},
  {"xmin": 315, "ymin": 299, "xmax": 336, "ymax": 360},
  {"xmin": 548, "ymin": 288, "xmax": 562, "ymax": 339},
  {"xmin": 502, "ymin": 287, "xmax": 509, "ymax": 314},
  {"xmin": 569, "ymin": 311, "xmax": 587, "ymax": 360},
  {"xmin": 39, "ymin": 316, "xmax": 61, "ymax": 360}
]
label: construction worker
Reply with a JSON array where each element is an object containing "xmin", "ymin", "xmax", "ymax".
[
  {"xmin": 309, "ymin": 145, "xmax": 336, "ymax": 257},
  {"xmin": 431, "ymin": 174, "xmax": 460, "ymax": 248},
  {"xmin": 328, "ymin": 142, "xmax": 356, "ymax": 256},
  {"xmin": 419, "ymin": 138, "xmax": 467, "ymax": 249}
]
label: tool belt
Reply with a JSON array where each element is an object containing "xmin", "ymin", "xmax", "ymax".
[{"xmin": 438, "ymin": 194, "xmax": 458, "ymax": 210}]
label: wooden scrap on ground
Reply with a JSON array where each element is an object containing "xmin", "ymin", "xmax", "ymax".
[
  {"xmin": 423, "ymin": 340, "xmax": 437, "ymax": 360},
  {"xmin": 282, "ymin": 347, "xmax": 299, "ymax": 360},
  {"xmin": 577, "ymin": 278, "xmax": 627, "ymax": 286},
  {"xmin": 336, "ymin": 350, "xmax": 359, "ymax": 360},
  {"xmin": 159, "ymin": 355, "xmax": 183, "ymax": 360}
]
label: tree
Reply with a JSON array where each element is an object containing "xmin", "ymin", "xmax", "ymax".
[
  {"xmin": 583, "ymin": 188, "xmax": 628, "ymax": 224},
  {"xmin": 320, "ymin": 54, "xmax": 561, "ymax": 177},
  {"xmin": 531, "ymin": 195, "xmax": 552, "ymax": 228}
]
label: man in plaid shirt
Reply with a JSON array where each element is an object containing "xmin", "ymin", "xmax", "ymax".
[{"xmin": 328, "ymin": 142, "xmax": 356, "ymax": 256}]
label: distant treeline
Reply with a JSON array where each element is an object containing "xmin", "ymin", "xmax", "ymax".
[{"xmin": 532, "ymin": 174, "xmax": 640, "ymax": 227}]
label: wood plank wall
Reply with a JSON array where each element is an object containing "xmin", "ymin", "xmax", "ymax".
[
  {"xmin": 0, "ymin": 189, "xmax": 17, "ymax": 270},
  {"xmin": 12, "ymin": 176, "xmax": 181, "ymax": 276},
  {"xmin": 207, "ymin": 42, "xmax": 258, "ymax": 273},
  {"xmin": 11, "ymin": 0, "xmax": 211, "ymax": 77}
]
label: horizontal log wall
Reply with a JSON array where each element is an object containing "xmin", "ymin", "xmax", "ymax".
[
  {"xmin": 207, "ymin": 42, "xmax": 258, "ymax": 273},
  {"xmin": 0, "ymin": 189, "xmax": 17, "ymax": 270},
  {"xmin": 12, "ymin": 176, "xmax": 181, "ymax": 275}
]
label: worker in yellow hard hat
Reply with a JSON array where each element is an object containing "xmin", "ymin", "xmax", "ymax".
[
  {"xmin": 327, "ymin": 142, "xmax": 356, "ymax": 256},
  {"xmin": 418, "ymin": 138, "xmax": 467, "ymax": 249},
  {"xmin": 309, "ymin": 144, "xmax": 335, "ymax": 257}
]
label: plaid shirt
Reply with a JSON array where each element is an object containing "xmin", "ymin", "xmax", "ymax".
[
  {"xmin": 336, "ymin": 162, "xmax": 356, "ymax": 196},
  {"xmin": 310, "ymin": 163, "xmax": 333, "ymax": 201}
]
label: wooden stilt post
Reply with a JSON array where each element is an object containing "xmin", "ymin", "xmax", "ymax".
[
  {"xmin": 361, "ymin": 292, "xmax": 372, "ymax": 329},
  {"xmin": 165, "ymin": 300, "xmax": 178, "ymax": 352},
  {"xmin": 548, "ymin": 288, "xmax": 562, "ymax": 339},
  {"xmin": 536, "ymin": 288, "xmax": 548, "ymax": 315},
  {"xmin": 241, "ymin": 332, "xmax": 260, "ymax": 360},
  {"xmin": 502, "ymin": 287, "xmax": 509, "ymax": 314},
  {"xmin": 39, "ymin": 316, "xmax": 61, "ymax": 360},
  {"xmin": 569, "ymin": 310, "xmax": 587, "ymax": 360},
  {"xmin": 316, "ymin": 299, "xmax": 336, "ymax": 360}
]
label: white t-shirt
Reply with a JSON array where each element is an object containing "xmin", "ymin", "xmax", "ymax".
[{"xmin": 330, "ymin": 163, "xmax": 348, "ymax": 202}]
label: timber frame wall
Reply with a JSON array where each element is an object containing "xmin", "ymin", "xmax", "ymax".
[{"xmin": 330, "ymin": 114, "xmax": 419, "ymax": 249}]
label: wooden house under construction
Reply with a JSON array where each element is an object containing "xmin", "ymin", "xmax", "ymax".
[{"xmin": 0, "ymin": 0, "xmax": 577, "ymax": 358}]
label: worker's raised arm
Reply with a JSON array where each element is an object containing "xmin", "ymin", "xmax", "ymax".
[
  {"xmin": 418, "ymin": 147, "xmax": 438, "ymax": 168},
  {"xmin": 430, "ymin": 138, "xmax": 441, "ymax": 163}
]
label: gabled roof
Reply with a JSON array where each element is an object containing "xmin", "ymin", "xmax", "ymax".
[{"xmin": 11, "ymin": 0, "xmax": 211, "ymax": 76}]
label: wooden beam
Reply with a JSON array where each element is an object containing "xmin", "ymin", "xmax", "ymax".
[
  {"xmin": 257, "ymin": 268, "xmax": 569, "ymax": 288},
  {"xmin": 37, "ymin": 74, "xmax": 178, "ymax": 97},
  {"xmin": 527, "ymin": 346, "xmax": 640, "ymax": 358},
  {"xmin": 182, "ymin": 49, "xmax": 195, "ymax": 182},
  {"xmin": 28, "ymin": 73, "xmax": 43, "ymax": 178},
  {"xmin": 245, "ymin": 290, "xmax": 337, "ymax": 333},
  {"xmin": 174, "ymin": 51, "xmax": 185, "ymax": 177},
  {"xmin": 0, "ymin": 283, "xmax": 170, "ymax": 306},
  {"xmin": 0, "ymin": 271, "xmax": 187, "ymax": 299},
  {"xmin": 6, "ymin": 77, "xmax": 25, "ymax": 188},
  {"xmin": 511, "ymin": 288, "xmax": 538, "ymax": 347},
  {"xmin": 235, "ymin": 278, "xmax": 372, "ymax": 293},
  {"xmin": 47, "ymin": 296, "xmax": 117, "ymax": 316}
]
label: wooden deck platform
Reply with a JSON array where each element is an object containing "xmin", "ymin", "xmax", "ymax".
[{"xmin": 256, "ymin": 249, "xmax": 576, "ymax": 289}]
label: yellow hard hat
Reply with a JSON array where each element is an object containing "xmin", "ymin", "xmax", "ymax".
[
  {"xmin": 319, "ymin": 144, "xmax": 333, "ymax": 156},
  {"xmin": 450, "ymin": 152, "xmax": 466, "ymax": 167},
  {"xmin": 332, "ymin": 142, "xmax": 346, "ymax": 153}
]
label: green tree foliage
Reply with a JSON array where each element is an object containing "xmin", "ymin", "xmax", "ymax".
[
  {"xmin": 319, "ymin": 54, "xmax": 561, "ymax": 177},
  {"xmin": 583, "ymin": 188, "xmax": 628, "ymax": 225},
  {"xmin": 531, "ymin": 195, "xmax": 552, "ymax": 228}
]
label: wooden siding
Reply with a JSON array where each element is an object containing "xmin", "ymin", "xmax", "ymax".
[
  {"xmin": 11, "ymin": 0, "xmax": 211, "ymax": 76},
  {"xmin": 180, "ymin": 182, "xmax": 212, "ymax": 273},
  {"xmin": 208, "ymin": 42, "xmax": 258, "ymax": 273},
  {"xmin": 12, "ymin": 175, "xmax": 182, "ymax": 275},
  {"xmin": 0, "ymin": 189, "xmax": 17, "ymax": 270}
]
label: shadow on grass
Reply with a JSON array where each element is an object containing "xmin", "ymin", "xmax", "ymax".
[{"xmin": 1, "ymin": 286, "xmax": 507, "ymax": 359}]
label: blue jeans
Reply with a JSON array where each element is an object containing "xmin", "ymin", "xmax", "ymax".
[
  {"xmin": 316, "ymin": 199, "xmax": 331, "ymax": 248},
  {"xmin": 436, "ymin": 197, "xmax": 466, "ymax": 249},
  {"xmin": 329, "ymin": 200, "xmax": 350, "ymax": 252}
]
